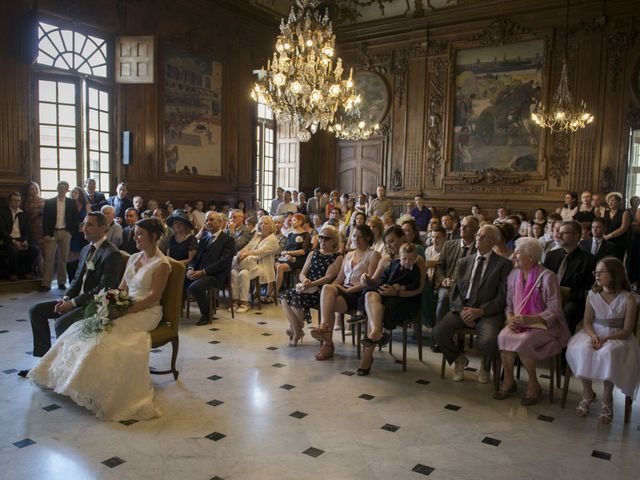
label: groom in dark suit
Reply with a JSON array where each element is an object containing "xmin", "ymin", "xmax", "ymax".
[
  {"xmin": 26, "ymin": 212, "xmax": 122, "ymax": 362},
  {"xmin": 186, "ymin": 211, "xmax": 235, "ymax": 325},
  {"xmin": 434, "ymin": 224, "xmax": 512, "ymax": 383}
]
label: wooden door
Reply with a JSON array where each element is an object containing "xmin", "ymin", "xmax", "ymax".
[
  {"xmin": 338, "ymin": 139, "xmax": 384, "ymax": 195},
  {"xmin": 276, "ymin": 124, "xmax": 299, "ymax": 190}
]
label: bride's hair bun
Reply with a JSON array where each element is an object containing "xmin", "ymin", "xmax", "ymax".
[{"xmin": 136, "ymin": 217, "xmax": 166, "ymax": 242}]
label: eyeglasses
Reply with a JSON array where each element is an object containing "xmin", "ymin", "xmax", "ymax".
[
  {"xmin": 592, "ymin": 270, "xmax": 609, "ymax": 276},
  {"xmin": 318, "ymin": 235, "xmax": 333, "ymax": 241}
]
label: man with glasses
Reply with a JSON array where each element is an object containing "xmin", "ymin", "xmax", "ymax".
[{"xmin": 543, "ymin": 220, "xmax": 596, "ymax": 333}]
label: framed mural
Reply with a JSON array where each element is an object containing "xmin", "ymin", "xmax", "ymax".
[
  {"xmin": 163, "ymin": 43, "xmax": 222, "ymax": 176},
  {"xmin": 354, "ymin": 71, "xmax": 390, "ymax": 125},
  {"xmin": 451, "ymin": 39, "xmax": 544, "ymax": 173}
]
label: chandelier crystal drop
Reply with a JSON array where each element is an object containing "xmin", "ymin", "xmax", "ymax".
[
  {"xmin": 250, "ymin": 0, "xmax": 359, "ymax": 142},
  {"xmin": 329, "ymin": 106, "xmax": 380, "ymax": 141}
]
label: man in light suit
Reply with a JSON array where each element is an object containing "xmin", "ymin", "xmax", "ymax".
[
  {"xmin": 25, "ymin": 212, "xmax": 122, "ymax": 365},
  {"xmin": 187, "ymin": 211, "xmax": 235, "ymax": 325},
  {"xmin": 226, "ymin": 209, "xmax": 253, "ymax": 252},
  {"xmin": 579, "ymin": 217, "xmax": 617, "ymax": 262},
  {"xmin": 434, "ymin": 224, "xmax": 512, "ymax": 383}
]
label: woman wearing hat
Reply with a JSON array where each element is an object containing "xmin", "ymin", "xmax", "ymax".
[{"xmin": 167, "ymin": 209, "xmax": 197, "ymax": 266}]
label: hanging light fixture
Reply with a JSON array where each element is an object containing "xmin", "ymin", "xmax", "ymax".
[
  {"xmin": 328, "ymin": 1, "xmax": 380, "ymax": 141},
  {"xmin": 250, "ymin": 0, "xmax": 359, "ymax": 142},
  {"xmin": 531, "ymin": 0, "xmax": 594, "ymax": 133}
]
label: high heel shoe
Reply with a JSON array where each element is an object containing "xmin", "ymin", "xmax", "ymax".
[
  {"xmin": 289, "ymin": 331, "xmax": 305, "ymax": 347},
  {"xmin": 310, "ymin": 325, "xmax": 333, "ymax": 343},
  {"xmin": 357, "ymin": 357, "xmax": 374, "ymax": 376}
]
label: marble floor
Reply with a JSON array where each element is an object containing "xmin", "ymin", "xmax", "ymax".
[{"xmin": 0, "ymin": 287, "xmax": 638, "ymax": 480}]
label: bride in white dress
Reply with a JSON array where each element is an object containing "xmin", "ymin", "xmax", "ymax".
[{"xmin": 29, "ymin": 218, "xmax": 171, "ymax": 421}]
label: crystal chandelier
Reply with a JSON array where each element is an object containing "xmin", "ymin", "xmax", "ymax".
[
  {"xmin": 250, "ymin": 0, "xmax": 359, "ymax": 142},
  {"xmin": 531, "ymin": 0, "xmax": 594, "ymax": 133}
]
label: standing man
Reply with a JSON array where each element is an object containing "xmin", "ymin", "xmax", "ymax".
[
  {"xmin": 410, "ymin": 194, "xmax": 432, "ymax": 232},
  {"xmin": 367, "ymin": 185, "xmax": 393, "ymax": 218},
  {"xmin": 306, "ymin": 187, "xmax": 323, "ymax": 221},
  {"xmin": 0, "ymin": 192, "xmax": 38, "ymax": 280},
  {"xmin": 26, "ymin": 212, "xmax": 122, "ymax": 362},
  {"xmin": 226, "ymin": 209, "xmax": 253, "ymax": 252},
  {"xmin": 107, "ymin": 182, "xmax": 133, "ymax": 224},
  {"xmin": 83, "ymin": 178, "xmax": 107, "ymax": 211},
  {"xmin": 41, "ymin": 181, "xmax": 77, "ymax": 291},
  {"xmin": 186, "ymin": 212, "xmax": 235, "ymax": 325},
  {"xmin": 120, "ymin": 207, "xmax": 140, "ymax": 254},
  {"xmin": 269, "ymin": 187, "xmax": 284, "ymax": 216}
]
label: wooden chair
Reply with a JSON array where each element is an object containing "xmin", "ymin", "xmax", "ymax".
[
  {"xmin": 185, "ymin": 271, "xmax": 234, "ymax": 321},
  {"xmin": 250, "ymin": 278, "xmax": 262, "ymax": 310},
  {"xmin": 149, "ymin": 258, "xmax": 186, "ymax": 380},
  {"xmin": 388, "ymin": 312, "xmax": 423, "ymax": 372},
  {"xmin": 561, "ymin": 293, "xmax": 640, "ymax": 423}
]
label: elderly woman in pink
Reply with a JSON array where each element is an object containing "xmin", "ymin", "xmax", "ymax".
[{"xmin": 494, "ymin": 237, "xmax": 570, "ymax": 405}]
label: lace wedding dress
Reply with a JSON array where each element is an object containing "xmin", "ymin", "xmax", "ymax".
[{"xmin": 29, "ymin": 251, "xmax": 171, "ymax": 421}]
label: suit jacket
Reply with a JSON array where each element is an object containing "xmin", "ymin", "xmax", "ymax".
[
  {"xmin": 42, "ymin": 197, "xmax": 78, "ymax": 237},
  {"xmin": 433, "ymin": 239, "xmax": 477, "ymax": 288},
  {"xmin": 121, "ymin": 226, "xmax": 139, "ymax": 254},
  {"xmin": 107, "ymin": 196, "xmax": 133, "ymax": 223},
  {"xmin": 189, "ymin": 230, "xmax": 235, "ymax": 279},
  {"xmin": 543, "ymin": 247, "xmax": 596, "ymax": 305},
  {"xmin": 86, "ymin": 191, "xmax": 107, "ymax": 211},
  {"xmin": 449, "ymin": 252, "xmax": 513, "ymax": 318},
  {"xmin": 66, "ymin": 239, "xmax": 122, "ymax": 307},
  {"xmin": 0, "ymin": 207, "xmax": 29, "ymax": 244},
  {"xmin": 579, "ymin": 238, "xmax": 618, "ymax": 262},
  {"xmin": 226, "ymin": 225, "xmax": 253, "ymax": 252}
]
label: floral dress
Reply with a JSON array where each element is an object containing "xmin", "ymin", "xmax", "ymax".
[{"xmin": 279, "ymin": 249, "xmax": 341, "ymax": 323}]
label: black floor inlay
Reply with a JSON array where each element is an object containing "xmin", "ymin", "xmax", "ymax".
[
  {"xmin": 272, "ymin": 363, "xmax": 286, "ymax": 368},
  {"xmin": 416, "ymin": 379, "xmax": 430, "ymax": 385},
  {"xmin": 253, "ymin": 312, "xmax": 263, "ymax": 315},
  {"xmin": 0, "ymin": 330, "xmax": 9, "ymax": 334},
  {"xmin": 13, "ymin": 438, "xmax": 35, "ymax": 448},
  {"xmin": 412, "ymin": 464, "xmax": 435, "ymax": 476},
  {"xmin": 207, "ymin": 375, "xmax": 223, "ymax": 381},
  {"xmin": 209, "ymin": 328, "xmax": 220, "ymax": 331},
  {"xmin": 210, "ymin": 476, "xmax": 224, "ymax": 480},
  {"xmin": 262, "ymin": 332, "xmax": 272, "ymax": 336},
  {"xmin": 591, "ymin": 450, "xmax": 611, "ymax": 460},
  {"xmin": 208, "ymin": 356, "xmax": 222, "ymax": 361},
  {"xmin": 42, "ymin": 404, "xmax": 61, "ymax": 412},
  {"xmin": 537, "ymin": 415, "xmax": 555, "ymax": 423},
  {"xmin": 464, "ymin": 367, "xmax": 477, "ymax": 372},
  {"xmin": 539, "ymin": 373, "xmax": 551, "ymax": 379},
  {"xmin": 16, "ymin": 318, "xmax": 26, "ymax": 322},
  {"xmin": 341, "ymin": 370, "xmax": 356, "ymax": 376},
  {"xmin": 359, "ymin": 393, "xmax": 375, "ymax": 401},
  {"xmin": 25, "ymin": 351, "xmax": 32, "ymax": 355},
  {"xmin": 266, "ymin": 346, "xmax": 278, "ymax": 350},
  {"xmin": 150, "ymin": 348, "xmax": 162, "ymax": 353},
  {"xmin": 257, "ymin": 321, "xmax": 267, "ymax": 325},
  {"xmin": 119, "ymin": 419, "xmax": 138, "ymax": 426},
  {"xmin": 206, "ymin": 432, "xmax": 226, "ymax": 442},
  {"xmin": 444, "ymin": 404, "xmax": 461, "ymax": 411},
  {"xmin": 381, "ymin": 423, "xmax": 399, "ymax": 432},
  {"xmin": 207, "ymin": 399, "xmax": 224, "ymax": 407},
  {"xmin": 3, "ymin": 369, "xmax": 17, "ymax": 374},
  {"xmin": 482, "ymin": 436, "xmax": 501, "ymax": 446},
  {"xmin": 102, "ymin": 457, "xmax": 126, "ymax": 468},
  {"xmin": 280, "ymin": 384, "xmax": 295, "ymax": 390},
  {"xmin": 302, "ymin": 447, "xmax": 324, "ymax": 457},
  {"xmin": 290, "ymin": 411, "xmax": 307, "ymax": 419}
]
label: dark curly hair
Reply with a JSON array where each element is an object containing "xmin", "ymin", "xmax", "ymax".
[{"xmin": 135, "ymin": 217, "xmax": 166, "ymax": 242}]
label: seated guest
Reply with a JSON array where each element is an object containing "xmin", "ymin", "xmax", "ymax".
[
  {"xmin": 543, "ymin": 220, "xmax": 596, "ymax": 333},
  {"xmin": 280, "ymin": 226, "xmax": 343, "ymax": 345},
  {"xmin": 603, "ymin": 192, "xmax": 631, "ymax": 261},
  {"xmin": 556, "ymin": 191, "xmax": 579, "ymax": 221},
  {"xmin": 230, "ymin": 216, "xmax": 280, "ymax": 313},
  {"xmin": 401, "ymin": 219, "xmax": 426, "ymax": 258},
  {"xmin": 342, "ymin": 196, "xmax": 355, "ymax": 229},
  {"xmin": 297, "ymin": 192, "xmax": 307, "ymax": 215},
  {"xmin": 357, "ymin": 242, "xmax": 425, "ymax": 375},
  {"xmin": 276, "ymin": 190, "xmax": 298, "ymax": 215},
  {"xmin": 26, "ymin": 212, "xmax": 122, "ymax": 359},
  {"xmin": 531, "ymin": 208, "xmax": 547, "ymax": 230},
  {"xmin": 591, "ymin": 193, "xmax": 606, "ymax": 217},
  {"xmin": 324, "ymin": 190, "xmax": 342, "ymax": 219},
  {"xmin": 382, "ymin": 211, "xmax": 395, "ymax": 231},
  {"xmin": 152, "ymin": 208, "xmax": 173, "ymax": 254},
  {"xmin": 306, "ymin": 188, "xmax": 323, "ymax": 221},
  {"xmin": 505, "ymin": 215, "xmax": 523, "ymax": 243},
  {"xmin": 574, "ymin": 190, "xmax": 596, "ymax": 224},
  {"xmin": 269, "ymin": 187, "xmax": 284, "ymax": 216},
  {"xmin": 147, "ymin": 199, "xmax": 159, "ymax": 212},
  {"xmin": 192, "ymin": 199, "xmax": 206, "ymax": 232},
  {"xmin": 425, "ymin": 217, "xmax": 441, "ymax": 247},
  {"xmin": 324, "ymin": 207, "xmax": 346, "ymax": 233},
  {"xmin": 121, "ymin": 207, "xmax": 140, "ymax": 254},
  {"xmin": 186, "ymin": 212, "xmax": 235, "ymax": 325},
  {"xmin": 411, "ymin": 194, "xmax": 432, "ymax": 232},
  {"xmin": 367, "ymin": 216, "xmax": 385, "ymax": 255},
  {"xmin": 566, "ymin": 257, "xmax": 640, "ymax": 424},
  {"xmin": 133, "ymin": 195, "xmax": 145, "ymax": 217},
  {"xmin": 493, "ymin": 207, "xmax": 509, "ymax": 225},
  {"xmin": 434, "ymin": 225, "xmax": 513, "ymax": 383},
  {"xmin": 494, "ymin": 238, "xmax": 570, "ymax": 404},
  {"xmin": 140, "ymin": 209, "xmax": 153, "ymax": 219},
  {"xmin": 530, "ymin": 222, "xmax": 544, "ymax": 239},
  {"xmin": 441, "ymin": 214, "xmax": 460, "ymax": 240},
  {"xmin": 494, "ymin": 222, "xmax": 515, "ymax": 259},
  {"xmin": 274, "ymin": 213, "xmax": 311, "ymax": 297},
  {"xmin": 107, "ymin": 182, "xmax": 133, "ymax": 224},
  {"xmin": 226, "ymin": 209, "xmax": 253, "ymax": 252},
  {"xmin": 433, "ymin": 215, "xmax": 479, "ymax": 326},
  {"xmin": 167, "ymin": 210, "xmax": 197, "ymax": 266},
  {"xmin": 246, "ymin": 216, "xmax": 258, "ymax": 233},
  {"xmin": 579, "ymin": 217, "xmax": 617, "ymax": 261},
  {"xmin": 345, "ymin": 211, "xmax": 367, "ymax": 250},
  {"xmin": 165, "ymin": 200, "xmax": 175, "ymax": 216},
  {"xmin": 309, "ymin": 224, "xmax": 380, "ymax": 360},
  {"xmin": 0, "ymin": 192, "xmax": 38, "ymax": 280},
  {"xmin": 83, "ymin": 177, "xmax": 106, "ymax": 211},
  {"xmin": 101, "ymin": 205, "xmax": 123, "ymax": 248},
  {"xmin": 425, "ymin": 227, "xmax": 446, "ymax": 281}
]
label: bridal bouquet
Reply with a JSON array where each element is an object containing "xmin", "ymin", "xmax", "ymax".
[{"xmin": 80, "ymin": 288, "xmax": 133, "ymax": 338}]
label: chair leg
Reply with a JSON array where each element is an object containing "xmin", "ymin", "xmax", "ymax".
[
  {"xmin": 402, "ymin": 320, "xmax": 408, "ymax": 372},
  {"xmin": 556, "ymin": 353, "xmax": 562, "ymax": 388},
  {"xmin": 440, "ymin": 354, "xmax": 446, "ymax": 379},
  {"xmin": 549, "ymin": 356, "xmax": 555, "ymax": 403},
  {"xmin": 624, "ymin": 396, "xmax": 632, "ymax": 423},
  {"xmin": 356, "ymin": 321, "xmax": 361, "ymax": 360},
  {"xmin": 186, "ymin": 294, "xmax": 191, "ymax": 319},
  {"xmin": 516, "ymin": 357, "xmax": 521, "ymax": 380},
  {"xmin": 228, "ymin": 282, "xmax": 235, "ymax": 319},
  {"xmin": 417, "ymin": 320, "xmax": 423, "ymax": 361},
  {"xmin": 338, "ymin": 314, "xmax": 345, "ymax": 344},
  {"xmin": 492, "ymin": 356, "xmax": 501, "ymax": 392},
  {"xmin": 171, "ymin": 337, "xmax": 179, "ymax": 380},
  {"xmin": 560, "ymin": 364, "xmax": 572, "ymax": 408}
]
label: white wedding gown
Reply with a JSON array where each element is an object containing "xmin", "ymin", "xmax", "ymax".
[{"xmin": 29, "ymin": 251, "xmax": 171, "ymax": 421}]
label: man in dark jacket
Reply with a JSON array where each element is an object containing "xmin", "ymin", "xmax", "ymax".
[{"xmin": 0, "ymin": 192, "xmax": 38, "ymax": 279}]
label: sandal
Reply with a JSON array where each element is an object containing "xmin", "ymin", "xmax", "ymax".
[
  {"xmin": 310, "ymin": 325, "xmax": 333, "ymax": 344},
  {"xmin": 315, "ymin": 344, "xmax": 334, "ymax": 361},
  {"xmin": 261, "ymin": 296, "xmax": 275, "ymax": 304},
  {"xmin": 493, "ymin": 383, "xmax": 517, "ymax": 400},
  {"xmin": 599, "ymin": 401, "xmax": 613, "ymax": 424},
  {"xmin": 576, "ymin": 393, "xmax": 597, "ymax": 417}
]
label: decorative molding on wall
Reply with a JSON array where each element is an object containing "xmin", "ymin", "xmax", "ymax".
[
  {"xmin": 115, "ymin": 36, "xmax": 154, "ymax": 83},
  {"xmin": 405, "ymin": 145, "xmax": 420, "ymax": 190},
  {"xmin": 600, "ymin": 166, "xmax": 616, "ymax": 193},
  {"xmin": 443, "ymin": 183, "xmax": 543, "ymax": 194},
  {"xmin": 457, "ymin": 168, "xmax": 529, "ymax": 185},
  {"xmin": 606, "ymin": 17, "xmax": 639, "ymax": 92},
  {"xmin": 548, "ymin": 132, "xmax": 571, "ymax": 187},
  {"xmin": 392, "ymin": 49, "xmax": 409, "ymax": 108},
  {"xmin": 355, "ymin": 43, "xmax": 391, "ymax": 75},
  {"xmin": 392, "ymin": 167, "xmax": 403, "ymax": 191},
  {"xmin": 469, "ymin": 18, "xmax": 530, "ymax": 46},
  {"xmin": 425, "ymin": 56, "xmax": 447, "ymax": 186}
]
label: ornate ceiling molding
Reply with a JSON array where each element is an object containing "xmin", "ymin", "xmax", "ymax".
[
  {"xmin": 606, "ymin": 17, "xmax": 639, "ymax": 92},
  {"xmin": 470, "ymin": 19, "xmax": 530, "ymax": 46},
  {"xmin": 548, "ymin": 132, "xmax": 571, "ymax": 187},
  {"xmin": 457, "ymin": 168, "xmax": 529, "ymax": 185}
]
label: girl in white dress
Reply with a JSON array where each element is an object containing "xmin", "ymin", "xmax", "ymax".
[
  {"xmin": 566, "ymin": 257, "xmax": 640, "ymax": 424},
  {"xmin": 29, "ymin": 218, "xmax": 171, "ymax": 421}
]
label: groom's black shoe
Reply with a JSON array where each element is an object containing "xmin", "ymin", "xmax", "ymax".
[
  {"xmin": 197, "ymin": 314, "xmax": 211, "ymax": 326},
  {"xmin": 18, "ymin": 370, "xmax": 29, "ymax": 378}
]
